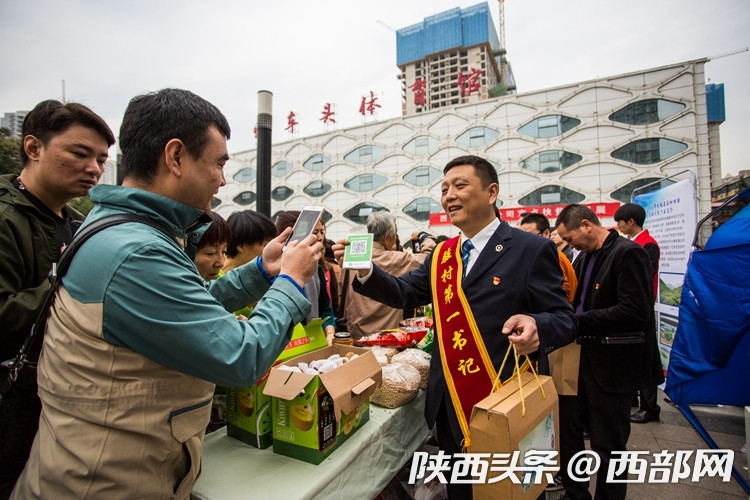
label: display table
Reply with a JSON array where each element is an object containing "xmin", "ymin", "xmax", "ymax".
[{"xmin": 191, "ymin": 390, "xmax": 429, "ymax": 500}]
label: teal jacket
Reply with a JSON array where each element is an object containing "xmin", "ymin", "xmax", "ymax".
[{"xmin": 65, "ymin": 184, "xmax": 311, "ymax": 387}]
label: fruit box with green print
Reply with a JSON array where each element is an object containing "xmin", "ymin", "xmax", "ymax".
[
  {"xmin": 226, "ymin": 319, "xmax": 328, "ymax": 448},
  {"xmin": 263, "ymin": 345, "xmax": 382, "ymax": 464}
]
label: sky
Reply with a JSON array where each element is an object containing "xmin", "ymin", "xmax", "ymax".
[{"xmin": 1, "ymin": 0, "xmax": 748, "ymax": 176}]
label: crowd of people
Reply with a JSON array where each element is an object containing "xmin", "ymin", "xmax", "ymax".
[{"xmin": 1, "ymin": 89, "xmax": 662, "ymax": 500}]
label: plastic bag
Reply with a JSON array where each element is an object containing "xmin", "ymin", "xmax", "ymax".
[
  {"xmin": 392, "ymin": 348, "xmax": 431, "ymax": 390},
  {"xmin": 370, "ymin": 345, "xmax": 400, "ymax": 363},
  {"xmin": 371, "ymin": 363, "xmax": 420, "ymax": 408}
]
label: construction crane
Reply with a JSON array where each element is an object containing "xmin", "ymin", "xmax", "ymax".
[
  {"xmin": 707, "ymin": 47, "xmax": 748, "ymax": 61},
  {"xmin": 497, "ymin": 0, "xmax": 506, "ymax": 50}
]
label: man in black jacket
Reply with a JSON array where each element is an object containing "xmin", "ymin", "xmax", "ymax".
[
  {"xmin": 0, "ymin": 100, "xmax": 114, "ymax": 498},
  {"xmin": 555, "ymin": 204, "xmax": 653, "ymax": 500}
]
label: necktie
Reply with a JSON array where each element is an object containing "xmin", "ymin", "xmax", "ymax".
[{"xmin": 461, "ymin": 239, "xmax": 474, "ymax": 277}]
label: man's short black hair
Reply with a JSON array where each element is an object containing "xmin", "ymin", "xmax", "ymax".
[
  {"xmin": 444, "ymin": 155, "xmax": 499, "ymax": 188},
  {"xmin": 20, "ymin": 100, "xmax": 115, "ymax": 165},
  {"xmin": 118, "ymin": 88, "xmax": 230, "ymax": 184},
  {"xmin": 519, "ymin": 213, "xmax": 551, "ymax": 234},
  {"xmin": 555, "ymin": 204, "xmax": 601, "ymax": 230},
  {"xmin": 613, "ymin": 203, "xmax": 646, "ymax": 227}
]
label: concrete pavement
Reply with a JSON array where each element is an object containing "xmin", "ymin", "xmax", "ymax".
[{"xmin": 547, "ymin": 389, "xmax": 749, "ymax": 499}]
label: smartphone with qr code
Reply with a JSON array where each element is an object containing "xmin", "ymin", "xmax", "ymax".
[
  {"xmin": 283, "ymin": 206, "xmax": 324, "ymax": 251},
  {"xmin": 343, "ymin": 234, "xmax": 374, "ymax": 269}
]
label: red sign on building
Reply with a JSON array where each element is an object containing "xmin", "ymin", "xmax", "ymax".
[
  {"xmin": 285, "ymin": 111, "xmax": 298, "ymax": 133},
  {"xmin": 409, "ymin": 79, "xmax": 426, "ymax": 106},
  {"xmin": 359, "ymin": 91, "xmax": 381, "ymax": 116},
  {"xmin": 429, "ymin": 202, "xmax": 622, "ymax": 225},
  {"xmin": 320, "ymin": 103, "xmax": 336, "ymax": 124}
]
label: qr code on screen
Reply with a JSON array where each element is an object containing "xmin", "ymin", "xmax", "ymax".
[{"xmin": 349, "ymin": 240, "xmax": 368, "ymax": 255}]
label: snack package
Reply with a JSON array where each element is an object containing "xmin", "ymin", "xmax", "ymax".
[
  {"xmin": 416, "ymin": 329, "xmax": 433, "ymax": 354},
  {"xmin": 392, "ymin": 348, "xmax": 431, "ymax": 390},
  {"xmin": 371, "ymin": 363, "xmax": 420, "ymax": 409},
  {"xmin": 356, "ymin": 327, "xmax": 429, "ymax": 349}
]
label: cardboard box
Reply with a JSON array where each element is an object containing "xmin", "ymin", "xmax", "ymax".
[
  {"xmin": 263, "ymin": 345, "xmax": 382, "ymax": 464},
  {"xmin": 470, "ymin": 371, "xmax": 559, "ymax": 500},
  {"xmin": 226, "ymin": 319, "xmax": 328, "ymax": 448}
]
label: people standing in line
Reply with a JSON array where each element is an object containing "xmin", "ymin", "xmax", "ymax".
[
  {"xmin": 193, "ymin": 211, "xmax": 231, "ymax": 282},
  {"xmin": 0, "ymin": 99, "xmax": 115, "ymax": 498},
  {"xmin": 324, "ymin": 238, "xmax": 343, "ymax": 314},
  {"xmin": 222, "ymin": 209, "xmax": 277, "ymax": 318},
  {"xmin": 192, "ymin": 210, "xmax": 233, "ymax": 433},
  {"xmin": 222, "ymin": 209, "xmax": 277, "ymax": 273},
  {"xmin": 555, "ymin": 204, "xmax": 653, "ymax": 500},
  {"xmin": 519, "ymin": 212, "xmax": 578, "ymax": 303},
  {"xmin": 275, "ymin": 210, "xmax": 337, "ymax": 344},
  {"xmin": 11, "ymin": 88, "xmax": 323, "ymax": 500},
  {"xmin": 552, "ymin": 227, "xmax": 577, "ymax": 263},
  {"xmin": 338, "ymin": 211, "xmax": 436, "ymax": 340},
  {"xmin": 614, "ymin": 202, "xmax": 665, "ymax": 424},
  {"xmin": 334, "ymin": 155, "xmax": 576, "ymax": 500}
]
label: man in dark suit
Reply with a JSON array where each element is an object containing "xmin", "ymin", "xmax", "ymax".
[
  {"xmin": 334, "ymin": 155, "xmax": 576, "ymax": 499},
  {"xmin": 555, "ymin": 204, "xmax": 653, "ymax": 500},
  {"xmin": 614, "ymin": 202, "xmax": 665, "ymax": 424}
]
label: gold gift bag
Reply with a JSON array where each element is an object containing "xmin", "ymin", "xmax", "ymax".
[{"xmin": 470, "ymin": 346, "xmax": 559, "ymax": 500}]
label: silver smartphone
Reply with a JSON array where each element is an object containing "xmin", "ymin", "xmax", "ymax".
[{"xmin": 283, "ymin": 206, "xmax": 324, "ymax": 251}]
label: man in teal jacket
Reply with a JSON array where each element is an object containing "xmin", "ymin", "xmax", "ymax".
[
  {"xmin": 0, "ymin": 100, "xmax": 115, "ymax": 497},
  {"xmin": 12, "ymin": 89, "xmax": 323, "ymax": 500}
]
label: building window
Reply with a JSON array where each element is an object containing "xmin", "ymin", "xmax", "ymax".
[
  {"xmin": 518, "ymin": 185, "xmax": 585, "ymax": 206},
  {"xmin": 343, "ymin": 203, "xmax": 388, "ymax": 225},
  {"xmin": 610, "ymin": 177, "xmax": 675, "ymax": 202},
  {"xmin": 403, "ymin": 165, "xmax": 441, "ymax": 187},
  {"xmin": 344, "ymin": 173, "xmax": 388, "ymax": 192},
  {"xmin": 456, "ymin": 126, "xmax": 500, "ymax": 148},
  {"xmin": 232, "ymin": 191, "xmax": 256, "ymax": 206},
  {"xmin": 518, "ymin": 115, "xmax": 581, "ymax": 139},
  {"xmin": 519, "ymin": 150, "xmax": 582, "ymax": 173},
  {"xmin": 271, "ymin": 186, "xmax": 294, "ymax": 201},
  {"xmin": 403, "ymin": 197, "xmax": 442, "ymax": 222},
  {"xmin": 611, "ymin": 138, "xmax": 687, "ymax": 165},
  {"xmin": 232, "ymin": 167, "xmax": 256, "ymax": 183},
  {"xmin": 303, "ymin": 180, "xmax": 331, "ymax": 197},
  {"xmin": 272, "ymin": 161, "xmax": 293, "ymax": 177},
  {"xmin": 303, "ymin": 154, "xmax": 331, "ymax": 172},
  {"xmin": 403, "ymin": 135, "xmax": 441, "ymax": 156},
  {"xmin": 609, "ymin": 99, "xmax": 686, "ymax": 125},
  {"xmin": 211, "ymin": 198, "xmax": 221, "ymax": 209},
  {"xmin": 344, "ymin": 145, "xmax": 387, "ymax": 164}
]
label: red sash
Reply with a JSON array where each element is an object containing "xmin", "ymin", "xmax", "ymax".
[{"xmin": 431, "ymin": 236, "xmax": 496, "ymax": 450}]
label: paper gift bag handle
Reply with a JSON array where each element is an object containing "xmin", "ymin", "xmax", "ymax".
[{"xmin": 491, "ymin": 343, "xmax": 547, "ymax": 416}]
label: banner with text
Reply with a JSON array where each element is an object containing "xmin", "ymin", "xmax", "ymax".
[{"xmin": 633, "ymin": 178, "xmax": 698, "ymax": 379}]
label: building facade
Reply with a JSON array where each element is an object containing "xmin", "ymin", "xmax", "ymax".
[
  {"xmin": 218, "ymin": 59, "xmax": 716, "ymax": 242},
  {"xmin": 1, "ymin": 111, "xmax": 28, "ymax": 139}
]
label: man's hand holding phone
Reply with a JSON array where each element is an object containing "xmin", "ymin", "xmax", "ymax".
[{"xmin": 261, "ymin": 228, "xmax": 323, "ymax": 288}]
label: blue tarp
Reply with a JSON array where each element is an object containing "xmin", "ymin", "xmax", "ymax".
[{"xmin": 665, "ymin": 202, "xmax": 750, "ymax": 406}]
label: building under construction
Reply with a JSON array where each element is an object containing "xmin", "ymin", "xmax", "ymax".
[{"xmin": 397, "ymin": 2, "xmax": 515, "ymax": 116}]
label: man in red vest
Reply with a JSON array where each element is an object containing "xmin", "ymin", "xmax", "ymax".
[{"xmin": 614, "ymin": 202, "xmax": 664, "ymax": 424}]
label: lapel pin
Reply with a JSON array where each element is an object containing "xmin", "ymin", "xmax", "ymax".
[
  {"xmin": 595, "ymin": 283, "xmax": 600, "ymax": 290},
  {"xmin": 495, "ymin": 244, "xmax": 503, "ymax": 252},
  {"xmin": 492, "ymin": 277, "xmax": 501, "ymax": 286}
]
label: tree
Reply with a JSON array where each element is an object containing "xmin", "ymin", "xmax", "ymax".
[
  {"xmin": 68, "ymin": 195, "xmax": 94, "ymax": 216},
  {"xmin": 0, "ymin": 127, "xmax": 23, "ymax": 175}
]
